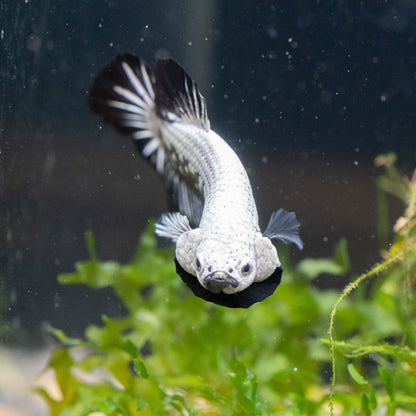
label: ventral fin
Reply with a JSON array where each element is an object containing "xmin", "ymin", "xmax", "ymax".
[
  {"xmin": 154, "ymin": 59, "xmax": 210, "ymax": 131},
  {"xmin": 263, "ymin": 209, "xmax": 303, "ymax": 250},
  {"xmin": 173, "ymin": 177, "xmax": 204, "ymax": 227},
  {"xmin": 155, "ymin": 212, "xmax": 192, "ymax": 242}
]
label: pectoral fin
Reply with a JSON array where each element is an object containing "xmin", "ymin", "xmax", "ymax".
[
  {"xmin": 155, "ymin": 212, "xmax": 192, "ymax": 242},
  {"xmin": 263, "ymin": 209, "xmax": 303, "ymax": 250}
]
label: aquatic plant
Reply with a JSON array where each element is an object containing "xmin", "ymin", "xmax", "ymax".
[{"xmin": 37, "ymin": 154, "xmax": 416, "ymax": 415}]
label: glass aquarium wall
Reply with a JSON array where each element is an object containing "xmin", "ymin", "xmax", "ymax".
[{"xmin": 1, "ymin": 1, "xmax": 416, "ymax": 415}]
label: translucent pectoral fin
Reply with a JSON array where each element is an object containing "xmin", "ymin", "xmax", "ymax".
[
  {"xmin": 263, "ymin": 208, "xmax": 303, "ymax": 250},
  {"xmin": 155, "ymin": 212, "xmax": 192, "ymax": 242}
]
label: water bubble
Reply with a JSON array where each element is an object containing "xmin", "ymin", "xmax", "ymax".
[
  {"xmin": 267, "ymin": 27, "xmax": 278, "ymax": 39},
  {"xmin": 320, "ymin": 89, "xmax": 332, "ymax": 104},
  {"xmin": 27, "ymin": 34, "xmax": 42, "ymax": 52}
]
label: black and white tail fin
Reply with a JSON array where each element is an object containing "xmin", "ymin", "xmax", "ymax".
[
  {"xmin": 88, "ymin": 54, "xmax": 207, "ymax": 226},
  {"xmin": 88, "ymin": 54, "xmax": 166, "ymax": 172},
  {"xmin": 154, "ymin": 59, "xmax": 210, "ymax": 131}
]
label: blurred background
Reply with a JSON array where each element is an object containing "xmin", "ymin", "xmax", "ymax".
[{"xmin": 1, "ymin": 1, "xmax": 416, "ymax": 413}]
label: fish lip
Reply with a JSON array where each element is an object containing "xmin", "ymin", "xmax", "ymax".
[{"xmin": 203, "ymin": 271, "xmax": 239, "ymax": 293}]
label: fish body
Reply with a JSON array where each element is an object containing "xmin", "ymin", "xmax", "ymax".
[{"xmin": 88, "ymin": 54, "xmax": 302, "ymax": 307}]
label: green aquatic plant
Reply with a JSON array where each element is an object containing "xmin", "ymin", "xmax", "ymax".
[
  {"xmin": 327, "ymin": 153, "xmax": 416, "ymax": 416},
  {"xmin": 37, "ymin": 155, "xmax": 416, "ymax": 415}
]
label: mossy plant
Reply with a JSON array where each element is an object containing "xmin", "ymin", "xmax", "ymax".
[{"xmin": 37, "ymin": 155, "xmax": 416, "ymax": 415}]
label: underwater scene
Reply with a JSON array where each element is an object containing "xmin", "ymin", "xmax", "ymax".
[{"xmin": 1, "ymin": 1, "xmax": 416, "ymax": 415}]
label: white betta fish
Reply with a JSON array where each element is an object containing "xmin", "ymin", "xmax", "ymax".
[{"xmin": 88, "ymin": 54, "xmax": 302, "ymax": 308}]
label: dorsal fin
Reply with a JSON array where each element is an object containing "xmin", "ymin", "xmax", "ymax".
[{"xmin": 154, "ymin": 59, "xmax": 210, "ymax": 131}]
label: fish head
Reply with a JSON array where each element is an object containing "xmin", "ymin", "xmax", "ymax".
[
  {"xmin": 178, "ymin": 237, "xmax": 256, "ymax": 294},
  {"xmin": 176, "ymin": 231, "xmax": 281, "ymax": 295},
  {"xmin": 199, "ymin": 240, "xmax": 254, "ymax": 293}
]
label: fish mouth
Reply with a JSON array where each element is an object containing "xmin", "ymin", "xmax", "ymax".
[{"xmin": 203, "ymin": 271, "xmax": 239, "ymax": 293}]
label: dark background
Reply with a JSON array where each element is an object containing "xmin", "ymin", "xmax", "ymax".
[{"xmin": 1, "ymin": 0, "xmax": 415, "ymax": 344}]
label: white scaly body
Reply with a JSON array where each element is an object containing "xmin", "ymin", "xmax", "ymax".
[
  {"xmin": 89, "ymin": 54, "xmax": 302, "ymax": 307},
  {"xmin": 162, "ymin": 122, "xmax": 259, "ymax": 238},
  {"xmin": 157, "ymin": 121, "xmax": 274, "ymax": 294}
]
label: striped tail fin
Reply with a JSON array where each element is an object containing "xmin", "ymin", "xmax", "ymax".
[{"xmin": 88, "ymin": 54, "xmax": 166, "ymax": 173}]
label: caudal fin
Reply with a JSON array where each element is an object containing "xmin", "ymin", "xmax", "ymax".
[
  {"xmin": 88, "ymin": 54, "xmax": 155, "ymax": 139},
  {"xmin": 154, "ymin": 58, "xmax": 210, "ymax": 131},
  {"xmin": 88, "ymin": 54, "xmax": 169, "ymax": 171},
  {"xmin": 88, "ymin": 54, "xmax": 206, "ymax": 225}
]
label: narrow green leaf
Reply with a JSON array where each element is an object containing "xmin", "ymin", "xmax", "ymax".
[
  {"xmin": 361, "ymin": 392, "xmax": 371, "ymax": 416},
  {"xmin": 347, "ymin": 363, "xmax": 368, "ymax": 385},
  {"xmin": 85, "ymin": 230, "xmax": 97, "ymax": 260},
  {"xmin": 134, "ymin": 358, "xmax": 149, "ymax": 379},
  {"xmin": 378, "ymin": 366, "xmax": 395, "ymax": 402},
  {"xmin": 368, "ymin": 390, "xmax": 377, "ymax": 410}
]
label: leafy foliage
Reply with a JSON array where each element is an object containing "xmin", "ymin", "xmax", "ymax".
[{"xmin": 38, "ymin": 155, "xmax": 416, "ymax": 415}]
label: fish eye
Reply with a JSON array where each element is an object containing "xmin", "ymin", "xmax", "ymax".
[
  {"xmin": 241, "ymin": 262, "xmax": 252, "ymax": 276},
  {"xmin": 195, "ymin": 257, "xmax": 201, "ymax": 272}
]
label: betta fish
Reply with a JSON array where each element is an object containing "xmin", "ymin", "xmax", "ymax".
[{"xmin": 88, "ymin": 54, "xmax": 302, "ymax": 308}]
